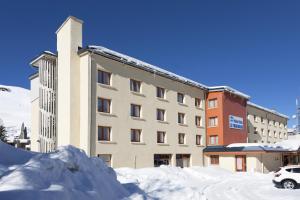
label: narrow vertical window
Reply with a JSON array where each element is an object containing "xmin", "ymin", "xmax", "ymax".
[
  {"xmin": 177, "ymin": 93, "xmax": 184, "ymax": 103},
  {"xmin": 195, "ymin": 116, "xmax": 202, "ymax": 126},
  {"xmin": 208, "ymin": 117, "xmax": 218, "ymax": 127},
  {"xmin": 195, "ymin": 98, "xmax": 202, "ymax": 108},
  {"xmin": 157, "ymin": 109, "xmax": 165, "ymax": 121},
  {"xmin": 157, "ymin": 131, "xmax": 166, "ymax": 143},
  {"xmin": 178, "ymin": 113, "xmax": 185, "ymax": 124},
  {"xmin": 156, "ymin": 87, "xmax": 165, "ymax": 99},
  {"xmin": 131, "ymin": 104, "xmax": 141, "ymax": 118},
  {"xmin": 196, "ymin": 135, "xmax": 202, "ymax": 145},
  {"xmin": 178, "ymin": 133, "xmax": 185, "ymax": 144}
]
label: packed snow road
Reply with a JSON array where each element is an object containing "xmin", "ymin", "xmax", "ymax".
[{"xmin": 116, "ymin": 166, "xmax": 300, "ymax": 200}]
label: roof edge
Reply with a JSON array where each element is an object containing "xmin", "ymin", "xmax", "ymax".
[{"xmin": 247, "ymin": 101, "xmax": 289, "ymax": 119}]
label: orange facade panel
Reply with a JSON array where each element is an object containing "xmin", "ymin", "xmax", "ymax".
[{"xmin": 206, "ymin": 91, "xmax": 247, "ymax": 146}]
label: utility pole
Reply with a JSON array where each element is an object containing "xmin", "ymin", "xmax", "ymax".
[{"xmin": 297, "ymin": 98, "xmax": 300, "ymax": 134}]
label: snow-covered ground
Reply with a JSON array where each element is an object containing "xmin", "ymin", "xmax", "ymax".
[
  {"xmin": 117, "ymin": 166, "xmax": 300, "ymax": 200},
  {"xmin": 0, "ymin": 85, "xmax": 31, "ymax": 140},
  {"xmin": 1, "ymin": 140, "xmax": 300, "ymax": 200}
]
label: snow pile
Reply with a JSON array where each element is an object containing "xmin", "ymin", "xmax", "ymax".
[
  {"xmin": 0, "ymin": 85, "xmax": 31, "ymax": 140},
  {"xmin": 117, "ymin": 166, "xmax": 300, "ymax": 200},
  {"xmin": 0, "ymin": 141, "xmax": 128, "ymax": 200},
  {"xmin": 272, "ymin": 139, "xmax": 300, "ymax": 151}
]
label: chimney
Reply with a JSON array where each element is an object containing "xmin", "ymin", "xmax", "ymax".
[{"xmin": 56, "ymin": 16, "xmax": 83, "ymax": 147}]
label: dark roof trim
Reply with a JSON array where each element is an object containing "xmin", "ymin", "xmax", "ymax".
[{"xmin": 203, "ymin": 145, "xmax": 292, "ymax": 153}]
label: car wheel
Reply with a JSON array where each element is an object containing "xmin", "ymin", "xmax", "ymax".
[{"xmin": 282, "ymin": 180, "xmax": 296, "ymax": 189}]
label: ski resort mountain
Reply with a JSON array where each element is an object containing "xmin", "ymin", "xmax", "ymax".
[{"xmin": 0, "ymin": 85, "xmax": 31, "ymax": 140}]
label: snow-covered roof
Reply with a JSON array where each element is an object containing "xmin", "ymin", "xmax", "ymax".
[
  {"xmin": 208, "ymin": 85, "xmax": 250, "ymax": 99},
  {"xmin": 87, "ymin": 45, "xmax": 208, "ymax": 90},
  {"xmin": 30, "ymin": 51, "xmax": 57, "ymax": 67},
  {"xmin": 247, "ymin": 101, "xmax": 289, "ymax": 119}
]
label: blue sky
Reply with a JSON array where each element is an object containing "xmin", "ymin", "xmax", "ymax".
[{"xmin": 0, "ymin": 0, "xmax": 299, "ymax": 127}]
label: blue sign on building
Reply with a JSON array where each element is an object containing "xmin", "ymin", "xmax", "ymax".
[{"xmin": 229, "ymin": 115, "xmax": 243, "ymax": 129}]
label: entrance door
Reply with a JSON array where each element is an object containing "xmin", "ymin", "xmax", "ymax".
[
  {"xmin": 236, "ymin": 155, "xmax": 246, "ymax": 172},
  {"xmin": 176, "ymin": 154, "xmax": 190, "ymax": 168}
]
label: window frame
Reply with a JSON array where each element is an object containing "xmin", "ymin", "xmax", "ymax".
[
  {"xmin": 131, "ymin": 129, "xmax": 142, "ymax": 142},
  {"xmin": 98, "ymin": 70, "xmax": 111, "ymax": 85},
  {"xmin": 131, "ymin": 104, "xmax": 141, "ymax": 118},
  {"xmin": 97, "ymin": 97, "xmax": 111, "ymax": 113},
  {"xmin": 177, "ymin": 93, "xmax": 185, "ymax": 104},
  {"xmin": 208, "ymin": 98, "xmax": 217, "ymax": 109},
  {"xmin": 130, "ymin": 79, "xmax": 141, "ymax": 93},
  {"xmin": 178, "ymin": 133, "xmax": 185, "ymax": 144},
  {"xmin": 196, "ymin": 135, "xmax": 202, "ymax": 145},
  {"xmin": 208, "ymin": 117, "xmax": 218, "ymax": 127},
  {"xmin": 157, "ymin": 131, "xmax": 166, "ymax": 144},
  {"xmin": 157, "ymin": 109, "xmax": 166, "ymax": 121},
  {"xmin": 156, "ymin": 87, "xmax": 165, "ymax": 99},
  {"xmin": 98, "ymin": 126, "xmax": 111, "ymax": 141},
  {"xmin": 178, "ymin": 113, "xmax": 185, "ymax": 124}
]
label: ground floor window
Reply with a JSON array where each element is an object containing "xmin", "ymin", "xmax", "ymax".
[
  {"xmin": 210, "ymin": 155, "xmax": 219, "ymax": 165},
  {"xmin": 154, "ymin": 154, "xmax": 171, "ymax": 167},
  {"xmin": 176, "ymin": 154, "xmax": 190, "ymax": 168},
  {"xmin": 97, "ymin": 154, "xmax": 112, "ymax": 167},
  {"xmin": 236, "ymin": 155, "xmax": 246, "ymax": 172}
]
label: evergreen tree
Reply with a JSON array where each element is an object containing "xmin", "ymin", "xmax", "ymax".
[{"xmin": 0, "ymin": 125, "xmax": 7, "ymax": 142}]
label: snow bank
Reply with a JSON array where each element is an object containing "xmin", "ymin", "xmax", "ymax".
[
  {"xmin": 117, "ymin": 166, "xmax": 300, "ymax": 200},
  {"xmin": 0, "ymin": 85, "xmax": 31, "ymax": 139},
  {"xmin": 0, "ymin": 142, "xmax": 128, "ymax": 200},
  {"xmin": 0, "ymin": 141, "xmax": 35, "ymax": 166}
]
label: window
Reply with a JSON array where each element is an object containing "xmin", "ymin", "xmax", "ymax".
[
  {"xmin": 254, "ymin": 127, "xmax": 258, "ymax": 134},
  {"xmin": 268, "ymin": 130, "xmax": 271, "ymax": 137},
  {"xmin": 274, "ymin": 131, "xmax": 277, "ymax": 138},
  {"xmin": 254, "ymin": 115, "xmax": 259, "ymax": 122},
  {"xmin": 97, "ymin": 154, "xmax": 112, "ymax": 167},
  {"xmin": 98, "ymin": 70, "xmax": 111, "ymax": 85},
  {"xmin": 178, "ymin": 133, "xmax": 185, "ymax": 144},
  {"xmin": 98, "ymin": 126, "xmax": 111, "ymax": 141},
  {"xmin": 178, "ymin": 113, "xmax": 185, "ymax": 124},
  {"xmin": 292, "ymin": 168, "xmax": 300, "ymax": 173},
  {"xmin": 130, "ymin": 79, "xmax": 141, "ymax": 92},
  {"xmin": 279, "ymin": 132, "xmax": 282, "ymax": 139},
  {"xmin": 209, "ymin": 135, "xmax": 219, "ymax": 145},
  {"xmin": 98, "ymin": 98, "xmax": 111, "ymax": 113},
  {"xmin": 208, "ymin": 117, "xmax": 218, "ymax": 127},
  {"xmin": 177, "ymin": 93, "xmax": 184, "ymax": 103},
  {"xmin": 131, "ymin": 129, "xmax": 141, "ymax": 142},
  {"xmin": 195, "ymin": 116, "xmax": 202, "ymax": 127},
  {"xmin": 157, "ymin": 109, "xmax": 165, "ymax": 121},
  {"xmin": 210, "ymin": 155, "xmax": 219, "ymax": 165},
  {"xmin": 157, "ymin": 87, "xmax": 165, "ymax": 99},
  {"xmin": 195, "ymin": 98, "xmax": 202, "ymax": 108},
  {"xmin": 261, "ymin": 118, "xmax": 265, "ymax": 124},
  {"xmin": 154, "ymin": 154, "xmax": 171, "ymax": 167},
  {"xmin": 208, "ymin": 99, "xmax": 217, "ymax": 108},
  {"xmin": 196, "ymin": 135, "xmax": 202, "ymax": 145},
  {"xmin": 131, "ymin": 104, "xmax": 141, "ymax": 117},
  {"xmin": 261, "ymin": 128, "xmax": 265, "ymax": 136},
  {"xmin": 157, "ymin": 131, "xmax": 166, "ymax": 143}
]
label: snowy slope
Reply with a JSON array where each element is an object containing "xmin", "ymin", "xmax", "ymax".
[
  {"xmin": 0, "ymin": 85, "xmax": 30, "ymax": 139},
  {"xmin": 0, "ymin": 141, "xmax": 128, "ymax": 200}
]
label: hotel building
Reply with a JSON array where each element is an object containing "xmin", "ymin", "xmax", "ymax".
[{"xmin": 29, "ymin": 16, "xmax": 288, "ymax": 170}]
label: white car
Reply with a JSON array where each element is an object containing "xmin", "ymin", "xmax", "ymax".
[{"xmin": 273, "ymin": 165, "xmax": 300, "ymax": 189}]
